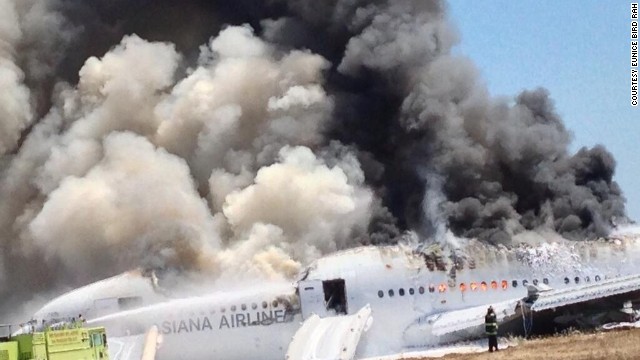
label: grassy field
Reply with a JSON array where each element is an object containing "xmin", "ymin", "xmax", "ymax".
[{"xmin": 425, "ymin": 328, "xmax": 640, "ymax": 360}]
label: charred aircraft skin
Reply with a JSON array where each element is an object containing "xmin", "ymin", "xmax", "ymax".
[{"xmin": 30, "ymin": 232, "xmax": 640, "ymax": 359}]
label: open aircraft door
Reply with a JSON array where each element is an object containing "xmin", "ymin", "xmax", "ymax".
[
  {"xmin": 299, "ymin": 280, "xmax": 327, "ymax": 319},
  {"xmin": 300, "ymin": 279, "xmax": 348, "ymax": 319}
]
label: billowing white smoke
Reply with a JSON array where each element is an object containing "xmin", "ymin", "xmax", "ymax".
[
  {"xmin": 34, "ymin": 34, "xmax": 180, "ymax": 194},
  {"xmin": 155, "ymin": 25, "xmax": 332, "ymax": 188},
  {"xmin": 0, "ymin": 24, "xmax": 375, "ymax": 308},
  {"xmin": 28, "ymin": 132, "xmax": 222, "ymax": 277},
  {"xmin": 218, "ymin": 146, "xmax": 373, "ymax": 281},
  {"xmin": 0, "ymin": 0, "xmax": 32, "ymax": 156}
]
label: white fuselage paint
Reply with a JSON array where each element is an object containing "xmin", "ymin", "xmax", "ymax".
[
  {"xmin": 32, "ymin": 235, "xmax": 640, "ymax": 359},
  {"xmin": 87, "ymin": 283, "xmax": 302, "ymax": 360}
]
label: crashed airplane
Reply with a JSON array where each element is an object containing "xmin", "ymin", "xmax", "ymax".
[{"xmin": 27, "ymin": 230, "xmax": 640, "ymax": 359}]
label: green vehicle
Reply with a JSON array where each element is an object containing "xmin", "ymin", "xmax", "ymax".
[{"xmin": 0, "ymin": 323, "xmax": 110, "ymax": 360}]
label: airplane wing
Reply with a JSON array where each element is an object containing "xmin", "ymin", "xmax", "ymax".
[
  {"xmin": 109, "ymin": 326, "xmax": 160, "ymax": 360},
  {"xmin": 423, "ymin": 273, "xmax": 640, "ymax": 338},
  {"xmin": 286, "ymin": 305, "xmax": 373, "ymax": 360},
  {"xmin": 525, "ymin": 273, "xmax": 640, "ymax": 312},
  {"xmin": 423, "ymin": 298, "xmax": 522, "ymax": 337}
]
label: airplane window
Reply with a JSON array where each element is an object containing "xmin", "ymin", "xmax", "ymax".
[
  {"xmin": 231, "ymin": 305, "xmax": 237, "ymax": 312},
  {"xmin": 262, "ymin": 301, "xmax": 268, "ymax": 309},
  {"xmin": 533, "ymin": 279, "xmax": 539, "ymax": 285},
  {"xmin": 389, "ymin": 289, "xmax": 395, "ymax": 297},
  {"xmin": 522, "ymin": 280, "xmax": 528, "ymax": 286},
  {"xmin": 585, "ymin": 276, "xmax": 591, "ymax": 283},
  {"xmin": 221, "ymin": 307, "xmax": 226, "ymax": 313},
  {"xmin": 564, "ymin": 277, "xmax": 570, "ymax": 284},
  {"xmin": 241, "ymin": 304, "xmax": 247, "ymax": 311},
  {"xmin": 378, "ymin": 290, "xmax": 384, "ymax": 298},
  {"xmin": 574, "ymin": 277, "xmax": 580, "ymax": 284},
  {"xmin": 595, "ymin": 275, "xmax": 601, "ymax": 282},
  {"xmin": 460, "ymin": 283, "xmax": 466, "ymax": 292},
  {"xmin": 429, "ymin": 285, "xmax": 435, "ymax": 293},
  {"xmin": 543, "ymin": 278, "xmax": 549, "ymax": 285},
  {"xmin": 480, "ymin": 282, "xmax": 487, "ymax": 291},
  {"xmin": 399, "ymin": 288, "xmax": 405, "ymax": 296},
  {"xmin": 471, "ymin": 282, "xmax": 478, "ymax": 291},
  {"xmin": 409, "ymin": 288, "xmax": 415, "ymax": 295},
  {"xmin": 438, "ymin": 283, "xmax": 447, "ymax": 293},
  {"xmin": 501, "ymin": 280, "xmax": 508, "ymax": 289},
  {"xmin": 490, "ymin": 281, "xmax": 498, "ymax": 289},
  {"xmin": 251, "ymin": 303, "xmax": 257, "ymax": 310},
  {"xmin": 419, "ymin": 286, "xmax": 425, "ymax": 294},
  {"xmin": 272, "ymin": 300, "xmax": 279, "ymax": 308},
  {"xmin": 512, "ymin": 280, "xmax": 518, "ymax": 288}
]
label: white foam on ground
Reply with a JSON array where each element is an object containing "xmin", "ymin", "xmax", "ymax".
[
  {"xmin": 360, "ymin": 338, "xmax": 517, "ymax": 359},
  {"xmin": 601, "ymin": 320, "xmax": 640, "ymax": 331}
]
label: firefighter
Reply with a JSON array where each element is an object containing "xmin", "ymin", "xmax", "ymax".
[{"xmin": 485, "ymin": 306, "xmax": 498, "ymax": 352}]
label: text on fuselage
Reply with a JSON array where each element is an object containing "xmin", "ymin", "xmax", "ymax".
[{"xmin": 159, "ymin": 309, "xmax": 289, "ymax": 334}]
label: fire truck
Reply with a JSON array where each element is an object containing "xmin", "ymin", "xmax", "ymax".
[{"xmin": 0, "ymin": 322, "xmax": 110, "ymax": 360}]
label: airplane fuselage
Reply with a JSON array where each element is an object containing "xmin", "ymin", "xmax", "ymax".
[{"xmin": 34, "ymin": 234, "xmax": 640, "ymax": 359}]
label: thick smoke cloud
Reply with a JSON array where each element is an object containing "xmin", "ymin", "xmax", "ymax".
[
  {"xmin": 0, "ymin": 0, "xmax": 627, "ymax": 317},
  {"xmin": 29, "ymin": 132, "xmax": 221, "ymax": 277},
  {"xmin": 0, "ymin": 0, "xmax": 32, "ymax": 156}
]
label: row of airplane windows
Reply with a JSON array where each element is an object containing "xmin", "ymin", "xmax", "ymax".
[
  {"xmin": 155, "ymin": 300, "xmax": 284, "ymax": 319},
  {"xmin": 202, "ymin": 300, "xmax": 281, "ymax": 314},
  {"xmin": 377, "ymin": 275, "xmax": 604, "ymax": 298}
]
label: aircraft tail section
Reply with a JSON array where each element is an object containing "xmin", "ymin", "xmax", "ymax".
[{"xmin": 286, "ymin": 305, "xmax": 372, "ymax": 360}]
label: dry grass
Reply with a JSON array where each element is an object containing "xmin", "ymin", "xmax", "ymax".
[{"xmin": 426, "ymin": 328, "xmax": 640, "ymax": 360}]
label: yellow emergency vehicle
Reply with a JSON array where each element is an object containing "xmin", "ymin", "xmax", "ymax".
[{"xmin": 0, "ymin": 322, "xmax": 110, "ymax": 360}]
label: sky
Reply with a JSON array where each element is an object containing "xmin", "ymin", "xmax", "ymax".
[{"xmin": 447, "ymin": 1, "xmax": 639, "ymax": 222}]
